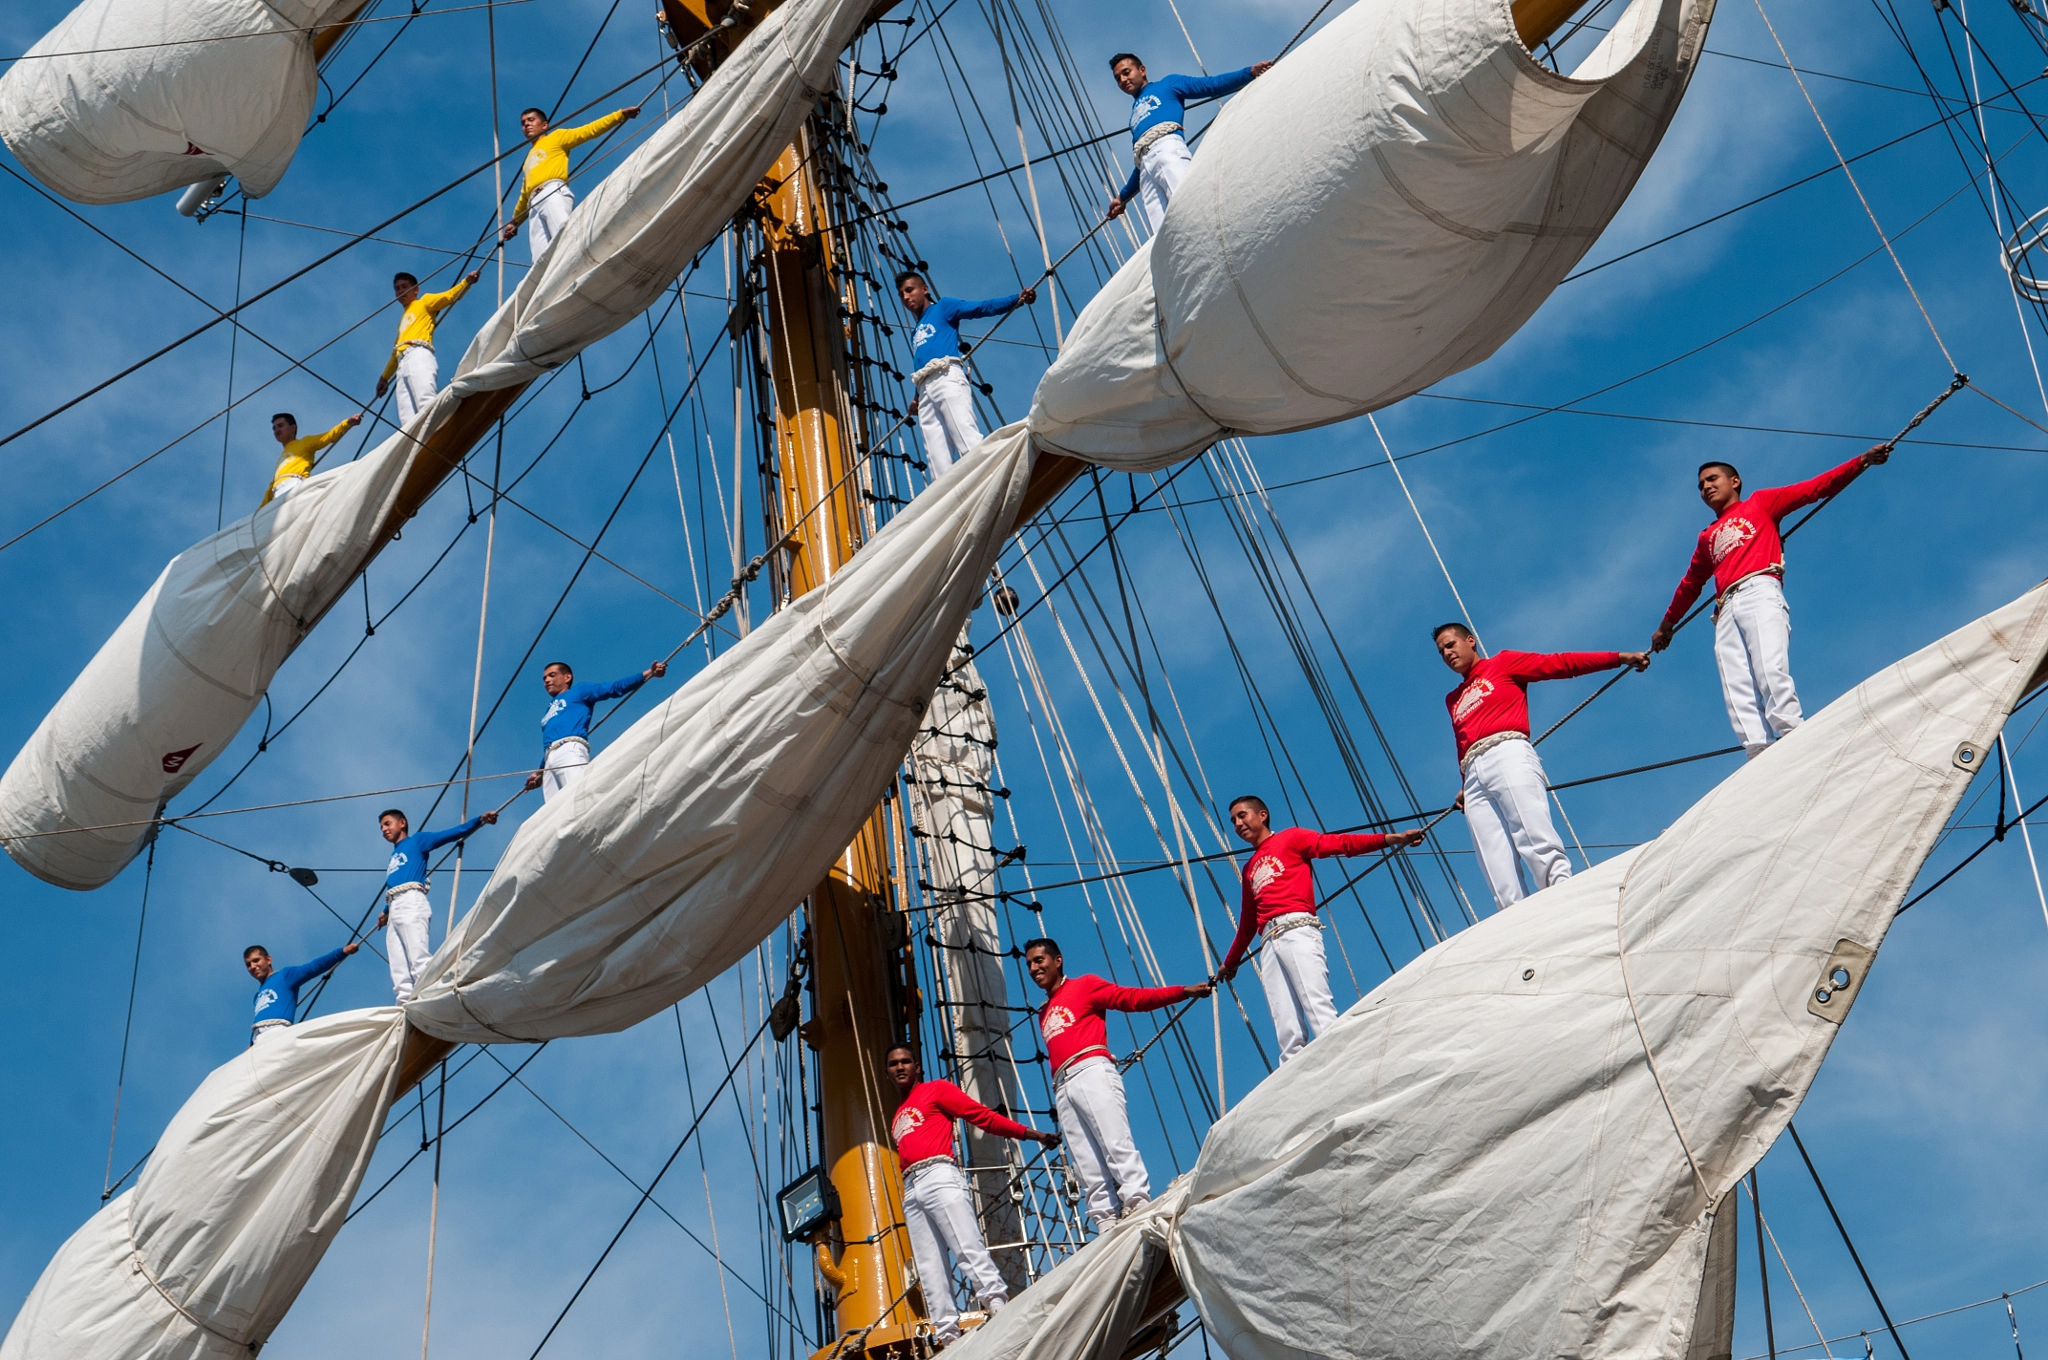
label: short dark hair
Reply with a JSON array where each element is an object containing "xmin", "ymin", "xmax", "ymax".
[
  {"xmin": 244, "ymin": 945, "xmax": 270, "ymax": 960},
  {"xmin": 1109, "ymin": 52, "xmax": 1142, "ymax": 71},
  {"xmin": 894, "ymin": 269, "xmax": 925, "ymax": 291},
  {"xmin": 520, "ymin": 106, "xmax": 548, "ymax": 123},
  {"xmin": 271, "ymin": 412, "xmax": 297, "ymax": 426},
  {"xmin": 1698, "ymin": 461, "xmax": 1740, "ymax": 482},
  {"xmin": 1432, "ymin": 621, "xmax": 1474, "ymax": 643},
  {"xmin": 543, "ymin": 661, "xmax": 573, "ymax": 675},
  {"xmin": 885, "ymin": 1042, "xmax": 919, "ymax": 1063},
  {"xmin": 379, "ymin": 808, "xmax": 408, "ymax": 825},
  {"xmin": 393, "ymin": 272, "xmax": 418, "ymax": 288},
  {"xmin": 1228, "ymin": 795, "xmax": 1268, "ymax": 817},
  {"xmin": 1022, "ymin": 937, "xmax": 1062, "ymax": 959}
]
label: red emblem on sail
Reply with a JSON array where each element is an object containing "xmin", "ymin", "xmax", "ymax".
[{"xmin": 162, "ymin": 744, "xmax": 201, "ymax": 774}]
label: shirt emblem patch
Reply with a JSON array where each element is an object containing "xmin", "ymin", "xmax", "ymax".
[
  {"xmin": 1708, "ymin": 516, "xmax": 1757, "ymax": 565},
  {"xmin": 543, "ymin": 697, "xmax": 567, "ymax": 726},
  {"xmin": 1131, "ymin": 95, "xmax": 1161, "ymax": 127},
  {"xmin": 1043, "ymin": 1005, "xmax": 1075, "ymax": 1039},
  {"xmin": 891, "ymin": 1105, "xmax": 925, "ymax": 1143},
  {"xmin": 1451, "ymin": 678, "xmax": 1494, "ymax": 722},
  {"xmin": 914, "ymin": 322, "xmax": 936, "ymax": 348},
  {"xmin": 387, "ymin": 851, "xmax": 407, "ymax": 873},
  {"xmin": 1247, "ymin": 855, "xmax": 1283, "ymax": 897},
  {"xmin": 255, "ymin": 987, "xmax": 278, "ymax": 1013}
]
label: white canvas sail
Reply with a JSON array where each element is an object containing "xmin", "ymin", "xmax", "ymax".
[
  {"xmin": 954, "ymin": 582, "xmax": 2048, "ymax": 1359},
  {"xmin": 0, "ymin": 0, "xmax": 881, "ymax": 891},
  {"xmin": 1028, "ymin": 0, "xmax": 1715, "ymax": 469},
  {"xmin": 0, "ymin": 425, "xmax": 1036, "ymax": 1360},
  {"xmin": 0, "ymin": 0, "xmax": 365, "ymax": 205}
]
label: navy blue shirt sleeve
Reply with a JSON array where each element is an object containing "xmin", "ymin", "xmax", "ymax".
[
  {"xmin": 588, "ymin": 671, "xmax": 648, "ymax": 703},
  {"xmin": 278, "ymin": 947, "xmax": 349, "ymax": 992},
  {"xmin": 1173, "ymin": 67, "xmax": 1257, "ymax": 101},
  {"xmin": 419, "ymin": 816, "xmax": 486, "ymax": 854},
  {"xmin": 948, "ymin": 293, "xmax": 1023, "ymax": 323},
  {"xmin": 1120, "ymin": 163, "xmax": 1141, "ymax": 203}
]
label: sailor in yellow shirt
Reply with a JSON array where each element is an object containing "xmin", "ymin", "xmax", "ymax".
[
  {"xmin": 497, "ymin": 104, "xmax": 640, "ymax": 265},
  {"xmin": 375, "ymin": 269, "xmax": 481, "ymax": 426},
  {"xmin": 262, "ymin": 410, "xmax": 362, "ymax": 505}
]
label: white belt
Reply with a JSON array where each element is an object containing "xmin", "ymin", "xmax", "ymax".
[
  {"xmin": 912, "ymin": 355, "xmax": 963, "ymax": 387},
  {"xmin": 385, "ymin": 881, "xmax": 429, "ymax": 904},
  {"xmin": 397, "ymin": 340, "xmax": 434, "ymax": 355},
  {"xmin": 1052, "ymin": 1050, "xmax": 1112, "ymax": 1086},
  {"xmin": 251, "ymin": 1018, "xmax": 292, "ymax": 1034},
  {"xmin": 1713, "ymin": 566, "xmax": 1784, "ymax": 621},
  {"xmin": 901, "ymin": 1155, "xmax": 955, "ymax": 1179},
  {"xmin": 1460, "ymin": 730, "xmax": 1530, "ymax": 776},
  {"xmin": 1133, "ymin": 123, "xmax": 1184, "ymax": 160},
  {"xmin": 1261, "ymin": 911, "xmax": 1322, "ymax": 941},
  {"xmin": 530, "ymin": 177, "xmax": 569, "ymax": 197},
  {"xmin": 546, "ymin": 735, "xmax": 591, "ymax": 755}
]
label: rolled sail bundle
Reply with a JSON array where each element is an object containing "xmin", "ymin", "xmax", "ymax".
[
  {"xmin": 955, "ymin": 583, "xmax": 2048, "ymax": 1359},
  {"xmin": 0, "ymin": 426, "xmax": 1036, "ymax": 1360},
  {"xmin": 0, "ymin": 0, "xmax": 882, "ymax": 891},
  {"xmin": 0, "ymin": 0, "xmax": 368, "ymax": 204},
  {"xmin": 1028, "ymin": 0, "xmax": 1715, "ymax": 468}
]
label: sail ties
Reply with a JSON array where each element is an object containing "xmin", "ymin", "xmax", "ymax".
[{"xmin": 124, "ymin": 1195, "xmax": 261, "ymax": 1355}]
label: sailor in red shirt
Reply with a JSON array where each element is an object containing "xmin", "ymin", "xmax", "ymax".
[
  {"xmin": 1650, "ymin": 448, "xmax": 1889, "ymax": 758},
  {"xmin": 1023, "ymin": 938, "xmax": 1210, "ymax": 1228},
  {"xmin": 1215, "ymin": 797, "xmax": 1426, "ymax": 1059},
  {"xmin": 1435, "ymin": 624, "xmax": 1647, "ymax": 910},
  {"xmin": 886, "ymin": 1045, "xmax": 1058, "ymax": 1344}
]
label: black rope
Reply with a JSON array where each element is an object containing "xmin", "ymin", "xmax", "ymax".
[
  {"xmin": 101, "ymin": 836, "xmax": 157, "ymax": 1202},
  {"xmin": 1787, "ymin": 1123, "xmax": 1912, "ymax": 1359}
]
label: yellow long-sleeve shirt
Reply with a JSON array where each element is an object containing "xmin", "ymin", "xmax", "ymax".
[
  {"xmin": 511, "ymin": 110, "xmax": 629, "ymax": 223},
  {"xmin": 380, "ymin": 277, "xmax": 472, "ymax": 380},
  {"xmin": 261, "ymin": 418, "xmax": 355, "ymax": 505}
]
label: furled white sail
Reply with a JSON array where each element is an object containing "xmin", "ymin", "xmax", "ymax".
[
  {"xmin": 0, "ymin": 425, "xmax": 1036, "ymax": 1360},
  {"xmin": 0, "ymin": 1009, "xmax": 405, "ymax": 1360},
  {"xmin": 1028, "ymin": 0, "xmax": 1715, "ymax": 468},
  {"xmin": 955, "ymin": 582, "xmax": 2048, "ymax": 1359},
  {"xmin": 0, "ymin": 0, "xmax": 881, "ymax": 891},
  {"xmin": 0, "ymin": 0, "xmax": 365, "ymax": 204}
]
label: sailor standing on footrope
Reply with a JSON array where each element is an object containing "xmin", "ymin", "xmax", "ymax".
[
  {"xmin": 1649, "ymin": 445, "xmax": 1889, "ymax": 758},
  {"xmin": 1216, "ymin": 798, "xmax": 1425, "ymax": 1060},
  {"xmin": 375, "ymin": 807, "xmax": 497, "ymax": 1001},
  {"xmin": 521, "ymin": 658, "xmax": 668, "ymax": 801},
  {"xmin": 1102, "ymin": 52, "xmax": 1271, "ymax": 232},
  {"xmin": 885, "ymin": 1044, "xmax": 1059, "ymax": 1345},
  {"xmin": 1435, "ymin": 624, "xmax": 1647, "ymax": 910},
  {"xmin": 1023, "ymin": 937, "xmax": 1210, "ymax": 1229},
  {"xmin": 244, "ymin": 938, "xmax": 360, "ymax": 1044},
  {"xmin": 262, "ymin": 410, "xmax": 361, "ymax": 506},
  {"xmin": 374, "ymin": 269, "xmax": 481, "ymax": 426},
  {"xmin": 497, "ymin": 104, "xmax": 641, "ymax": 265},
  {"xmin": 895, "ymin": 270, "xmax": 1034, "ymax": 480}
]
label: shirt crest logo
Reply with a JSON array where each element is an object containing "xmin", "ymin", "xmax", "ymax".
[
  {"xmin": 543, "ymin": 697, "xmax": 567, "ymax": 726},
  {"xmin": 891, "ymin": 1105, "xmax": 925, "ymax": 1143},
  {"xmin": 914, "ymin": 322, "xmax": 936, "ymax": 348},
  {"xmin": 387, "ymin": 851, "xmax": 407, "ymax": 873},
  {"xmin": 1248, "ymin": 855, "xmax": 1283, "ymax": 897},
  {"xmin": 255, "ymin": 987, "xmax": 277, "ymax": 1012},
  {"xmin": 1708, "ymin": 516, "xmax": 1757, "ymax": 565},
  {"xmin": 1451, "ymin": 678, "xmax": 1494, "ymax": 722},
  {"xmin": 1043, "ymin": 1005, "xmax": 1075, "ymax": 1039},
  {"xmin": 1131, "ymin": 95, "xmax": 1161, "ymax": 127}
]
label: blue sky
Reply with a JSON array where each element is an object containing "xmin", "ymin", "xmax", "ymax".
[{"xmin": 4, "ymin": 0, "xmax": 2048, "ymax": 1354}]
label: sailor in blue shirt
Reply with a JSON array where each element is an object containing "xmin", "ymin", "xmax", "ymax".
[
  {"xmin": 895, "ymin": 269, "xmax": 1037, "ymax": 479},
  {"xmin": 1103, "ymin": 53, "xmax": 1272, "ymax": 232},
  {"xmin": 375, "ymin": 807, "xmax": 497, "ymax": 1002},
  {"xmin": 244, "ymin": 939, "xmax": 359, "ymax": 1044},
  {"xmin": 521, "ymin": 658, "xmax": 669, "ymax": 802}
]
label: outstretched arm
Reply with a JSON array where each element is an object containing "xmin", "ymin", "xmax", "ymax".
[
  {"xmin": 1751, "ymin": 448, "xmax": 1886, "ymax": 520},
  {"xmin": 1653, "ymin": 541, "xmax": 1714, "ymax": 649}
]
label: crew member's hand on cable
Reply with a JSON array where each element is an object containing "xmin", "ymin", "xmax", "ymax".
[
  {"xmin": 623, "ymin": 104, "xmax": 643, "ymax": 119},
  {"xmin": 1453, "ymin": 790, "xmax": 1466, "ymax": 812},
  {"xmin": 345, "ymin": 413, "xmax": 363, "ymax": 428},
  {"xmin": 1250, "ymin": 59, "xmax": 1275, "ymax": 76},
  {"xmin": 1649, "ymin": 624, "xmax": 1674, "ymax": 653},
  {"xmin": 1018, "ymin": 285, "xmax": 1038, "ymax": 305},
  {"xmin": 342, "ymin": 940, "xmax": 361, "ymax": 956},
  {"xmin": 1036, "ymin": 1130, "xmax": 1063, "ymax": 1148},
  {"xmin": 465, "ymin": 269, "xmax": 483, "ymax": 286},
  {"xmin": 1620, "ymin": 650, "xmax": 1651, "ymax": 671},
  {"xmin": 375, "ymin": 376, "xmax": 390, "ymax": 398},
  {"xmin": 524, "ymin": 771, "xmax": 544, "ymax": 792},
  {"xmin": 906, "ymin": 395, "xmax": 919, "ymax": 415},
  {"xmin": 377, "ymin": 909, "xmax": 389, "ymax": 929},
  {"xmin": 1105, "ymin": 194, "xmax": 1127, "ymax": 221},
  {"xmin": 499, "ymin": 221, "xmax": 520, "ymax": 242},
  {"xmin": 479, "ymin": 809, "xmax": 500, "ymax": 825},
  {"xmin": 1384, "ymin": 828, "xmax": 1427, "ymax": 849},
  {"xmin": 1863, "ymin": 442, "xmax": 1892, "ymax": 467},
  {"xmin": 644, "ymin": 659, "xmax": 668, "ymax": 680},
  {"xmin": 1216, "ymin": 962, "xmax": 1238, "ymax": 983},
  {"xmin": 1183, "ymin": 980, "xmax": 1215, "ymax": 999}
]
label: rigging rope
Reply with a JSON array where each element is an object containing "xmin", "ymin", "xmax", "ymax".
[
  {"xmin": 1998, "ymin": 734, "xmax": 2048, "ymax": 934},
  {"xmin": 1786, "ymin": 1122, "xmax": 1913, "ymax": 1359},
  {"xmin": 216, "ymin": 206, "xmax": 250, "ymax": 531},
  {"xmin": 100, "ymin": 836, "xmax": 157, "ymax": 1202}
]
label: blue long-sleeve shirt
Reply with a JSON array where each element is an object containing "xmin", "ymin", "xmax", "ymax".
[
  {"xmin": 1118, "ymin": 68, "xmax": 1259, "ymax": 201},
  {"xmin": 910, "ymin": 294, "xmax": 1025, "ymax": 370},
  {"xmin": 541, "ymin": 672, "xmax": 647, "ymax": 748},
  {"xmin": 384, "ymin": 817, "xmax": 486, "ymax": 890},
  {"xmin": 252, "ymin": 947, "xmax": 348, "ymax": 1026}
]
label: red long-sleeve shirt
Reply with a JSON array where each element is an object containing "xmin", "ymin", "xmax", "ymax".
[
  {"xmin": 1660, "ymin": 456, "xmax": 1869, "ymax": 630},
  {"xmin": 1445, "ymin": 650, "xmax": 1624, "ymax": 766},
  {"xmin": 890, "ymin": 1079, "xmax": 1035, "ymax": 1165},
  {"xmin": 1039, "ymin": 974, "xmax": 1185, "ymax": 1074},
  {"xmin": 1221, "ymin": 826, "xmax": 1391, "ymax": 972}
]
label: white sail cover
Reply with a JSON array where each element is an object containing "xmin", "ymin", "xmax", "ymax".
[
  {"xmin": 0, "ymin": 0, "xmax": 363, "ymax": 204},
  {"xmin": 0, "ymin": 0, "xmax": 880, "ymax": 891},
  {"xmin": 0, "ymin": 426, "xmax": 1036, "ymax": 1360},
  {"xmin": 0, "ymin": 1009, "xmax": 405, "ymax": 1360},
  {"xmin": 957, "ymin": 582, "xmax": 2048, "ymax": 1359},
  {"xmin": 1028, "ymin": 0, "xmax": 1715, "ymax": 468}
]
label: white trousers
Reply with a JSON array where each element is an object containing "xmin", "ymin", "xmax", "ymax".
[
  {"xmin": 1257, "ymin": 920, "xmax": 1337, "ymax": 1061},
  {"xmin": 1134, "ymin": 133, "xmax": 1192, "ymax": 233},
  {"xmin": 271, "ymin": 475, "xmax": 307, "ymax": 501},
  {"xmin": 915, "ymin": 365, "xmax": 983, "ymax": 479},
  {"xmin": 902, "ymin": 1160, "xmax": 1006, "ymax": 1341},
  {"xmin": 1054, "ymin": 1057, "xmax": 1148, "ymax": 1227},
  {"xmin": 250, "ymin": 1020, "xmax": 292, "ymax": 1045},
  {"xmin": 1714, "ymin": 576, "xmax": 1801, "ymax": 758},
  {"xmin": 527, "ymin": 179, "xmax": 573, "ymax": 264},
  {"xmin": 385, "ymin": 889, "xmax": 433, "ymax": 1002},
  {"xmin": 1463, "ymin": 737, "xmax": 1572, "ymax": 909},
  {"xmin": 541, "ymin": 738, "xmax": 590, "ymax": 802},
  {"xmin": 393, "ymin": 345, "xmax": 438, "ymax": 426}
]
